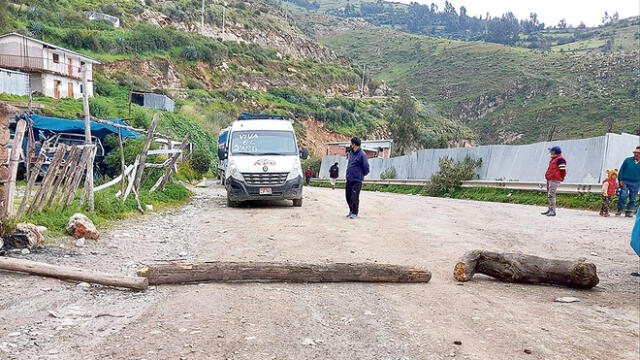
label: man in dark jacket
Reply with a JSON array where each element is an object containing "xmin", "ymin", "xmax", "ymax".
[
  {"xmin": 542, "ymin": 146, "xmax": 567, "ymax": 217},
  {"xmin": 329, "ymin": 162, "xmax": 339, "ymax": 190},
  {"xmin": 616, "ymin": 146, "xmax": 640, "ymax": 217},
  {"xmin": 345, "ymin": 137, "xmax": 369, "ymax": 219}
]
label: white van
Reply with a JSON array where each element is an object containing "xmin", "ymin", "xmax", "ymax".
[{"xmin": 218, "ymin": 114, "xmax": 308, "ymax": 207}]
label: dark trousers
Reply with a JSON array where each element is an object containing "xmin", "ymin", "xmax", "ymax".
[
  {"xmin": 601, "ymin": 196, "xmax": 612, "ymax": 213},
  {"xmin": 305, "ymin": 176, "xmax": 310, "ymax": 185},
  {"xmin": 345, "ymin": 181, "xmax": 363, "ymax": 215}
]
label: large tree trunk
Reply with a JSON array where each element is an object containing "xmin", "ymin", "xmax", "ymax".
[
  {"xmin": 138, "ymin": 261, "xmax": 432, "ymax": 285},
  {"xmin": 0, "ymin": 257, "xmax": 148, "ymax": 290},
  {"xmin": 453, "ymin": 250, "xmax": 599, "ymax": 289}
]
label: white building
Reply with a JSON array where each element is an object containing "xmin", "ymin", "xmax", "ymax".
[{"xmin": 0, "ymin": 32, "xmax": 101, "ymax": 99}]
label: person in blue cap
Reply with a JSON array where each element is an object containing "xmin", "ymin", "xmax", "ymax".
[{"xmin": 542, "ymin": 146, "xmax": 567, "ymax": 217}]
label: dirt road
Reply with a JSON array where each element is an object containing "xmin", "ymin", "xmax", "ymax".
[{"xmin": 1, "ymin": 182, "xmax": 638, "ymax": 360}]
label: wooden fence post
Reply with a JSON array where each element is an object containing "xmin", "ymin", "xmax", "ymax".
[
  {"xmin": 133, "ymin": 113, "xmax": 160, "ymax": 192},
  {"xmin": 0, "ymin": 104, "xmax": 11, "ymax": 219},
  {"xmin": 4, "ymin": 119, "xmax": 25, "ymax": 217}
]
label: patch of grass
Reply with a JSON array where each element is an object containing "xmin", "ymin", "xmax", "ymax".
[
  {"xmin": 309, "ymin": 182, "xmax": 608, "ymax": 210},
  {"xmin": 16, "ymin": 182, "xmax": 192, "ymax": 236}
]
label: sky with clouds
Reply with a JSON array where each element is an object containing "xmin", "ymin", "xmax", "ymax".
[{"xmin": 399, "ymin": 0, "xmax": 639, "ymax": 26}]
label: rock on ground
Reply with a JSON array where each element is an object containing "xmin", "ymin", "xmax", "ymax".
[{"xmin": 66, "ymin": 213, "xmax": 99, "ymax": 240}]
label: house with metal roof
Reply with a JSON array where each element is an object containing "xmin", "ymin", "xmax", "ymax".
[{"xmin": 0, "ymin": 32, "xmax": 101, "ymax": 99}]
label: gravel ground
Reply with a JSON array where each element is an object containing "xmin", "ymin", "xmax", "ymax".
[{"xmin": 0, "ymin": 181, "xmax": 638, "ymax": 360}]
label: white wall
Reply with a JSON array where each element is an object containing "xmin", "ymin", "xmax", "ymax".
[{"xmin": 38, "ymin": 73, "xmax": 90, "ymax": 99}]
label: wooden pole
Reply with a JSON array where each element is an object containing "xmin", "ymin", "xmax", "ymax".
[
  {"xmin": 453, "ymin": 250, "xmax": 599, "ymax": 289},
  {"xmin": 16, "ymin": 154, "xmax": 45, "ymax": 219},
  {"xmin": 30, "ymin": 144, "xmax": 67, "ymax": 214},
  {"xmin": 0, "ymin": 105, "xmax": 9, "ymax": 219},
  {"xmin": 0, "ymin": 257, "xmax": 148, "ymax": 290},
  {"xmin": 151, "ymin": 133, "xmax": 191, "ymax": 192},
  {"xmin": 82, "ymin": 65, "xmax": 94, "ymax": 212},
  {"xmin": 118, "ymin": 128, "xmax": 126, "ymax": 194},
  {"xmin": 46, "ymin": 145, "xmax": 80, "ymax": 208},
  {"xmin": 133, "ymin": 113, "xmax": 160, "ymax": 191},
  {"xmin": 5, "ymin": 119, "xmax": 26, "ymax": 217},
  {"xmin": 137, "ymin": 261, "xmax": 432, "ymax": 285},
  {"xmin": 63, "ymin": 146, "xmax": 93, "ymax": 210}
]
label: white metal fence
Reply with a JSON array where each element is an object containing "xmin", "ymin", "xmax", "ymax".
[{"xmin": 319, "ymin": 133, "xmax": 640, "ymax": 184}]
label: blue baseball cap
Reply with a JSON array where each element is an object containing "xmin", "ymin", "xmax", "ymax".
[{"xmin": 548, "ymin": 146, "xmax": 562, "ymax": 154}]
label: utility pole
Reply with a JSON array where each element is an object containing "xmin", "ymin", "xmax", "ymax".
[
  {"xmin": 201, "ymin": 0, "xmax": 205, "ymax": 34},
  {"xmin": 360, "ymin": 64, "xmax": 366, "ymax": 98},
  {"xmin": 222, "ymin": 3, "xmax": 226, "ymax": 40},
  {"xmin": 82, "ymin": 64, "xmax": 94, "ymax": 212}
]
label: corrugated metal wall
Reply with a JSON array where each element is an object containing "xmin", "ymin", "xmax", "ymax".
[
  {"xmin": 0, "ymin": 68, "xmax": 29, "ymax": 96},
  {"xmin": 320, "ymin": 133, "xmax": 640, "ymax": 184},
  {"xmin": 143, "ymin": 93, "xmax": 175, "ymax": 112}
]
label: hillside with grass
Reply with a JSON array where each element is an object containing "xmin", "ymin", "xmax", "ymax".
[
  {"xmin": 0, "ymin": 0, "xmax": 478, "ymax": 164},
  {"xmin": 297, "ymin": 12, "xmax": 640, "ymax": 144}
]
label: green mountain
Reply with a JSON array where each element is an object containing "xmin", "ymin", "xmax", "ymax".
[{"xmin": 296, "ymin": 10, "xmax": 640, "ymax": 144}]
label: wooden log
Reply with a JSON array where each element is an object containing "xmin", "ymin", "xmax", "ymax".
[
  {"xmin": 16, "ymin": 154, "xmax": 46, "ymax": 218},
  {"xmin": 94, "ymin": 164, "xmax": 134, "ymax": 192},
  {"xmin": 79, "ymin": 146, "xmax": 97, "ymax": 209},
  {"xmin": 4, "ymin": 119, "xmax": 26, "ymax": 217},
  {"xmin": 122, "ymin": 156, "xmax": 139, "ymax": 201},
  {"xmin": 453, "ymin": 250, "xmax": 599, "ymax": 289},
  {"xmin": 137, "ymin": 261, "xmax": 432, "ymax": 285},
  {"xmin": 56, "ymin": 146, "xmax": 84, "ymax": 207},
  {"xmin": 0, "ymin": 257, "xmax": 148, "ymax": 290},
  {"xmin": 133, "ymin": 113, "xmax": 160, "ymax": 191}
]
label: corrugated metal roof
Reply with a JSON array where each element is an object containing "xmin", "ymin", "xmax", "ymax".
[{"xmin": 0, "ymin": 33, "xmax": 101, "ymax": 64}]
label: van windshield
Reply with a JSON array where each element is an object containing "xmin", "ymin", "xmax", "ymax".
[{"xmin": 230, "ymin": 130, "xmax": 297, "ymax": 156}]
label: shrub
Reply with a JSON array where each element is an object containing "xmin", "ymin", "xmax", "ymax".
[
  {"xmin": 302, "ymin": 157, "xmax": 322, "ymax": 177},
  {"xmin": 426, "ymin": 156, "xmax": 482, "ymax": 196},
  {"xmin": 190, "ymin": 148, "xmax": 212, "ymax": 174},
  {"xmin": 380, "ymin": 167, "xmax": 397, "ymax": 180},
  {"xmin": 176, "ymin": 161, "xmax": 202, "ymax": 184}
]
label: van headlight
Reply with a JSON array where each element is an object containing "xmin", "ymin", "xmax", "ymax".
[
  {"xmin": 228, "ymin": 162, "xmax": 244, "ymax": 181},
  {"xmin": 286, "ymin": 159, "xmax": 302, "ymax": 181}
]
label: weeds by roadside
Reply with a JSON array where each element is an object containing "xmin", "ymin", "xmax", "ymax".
[{"xmin": 310, "ymin": 182, "xmax": 608, "ymax": 211}]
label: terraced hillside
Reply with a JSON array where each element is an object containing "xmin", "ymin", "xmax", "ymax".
[{"xmin": 297, "ymin": 12, "xmax": 640, "ymax": 144}]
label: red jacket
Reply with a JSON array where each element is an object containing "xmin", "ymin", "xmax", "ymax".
[
  {"xmin": 602, "ymin": 178, "xmax": 617, "ymax": 196},
  {"xmin": 305, "ymin": 169, "xmax": 312, "ymax": 177},
  {"xmin": 545, "ymin": 155, "xmax": 567, "ymax": 181}
]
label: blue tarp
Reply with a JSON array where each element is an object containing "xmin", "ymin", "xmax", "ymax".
[{"xmin": 28, "ymin": 114, "xmax": 142, "ymax": 139}]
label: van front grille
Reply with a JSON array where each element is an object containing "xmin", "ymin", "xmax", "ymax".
[{"xmin": 242, "ymin": 172, "xmax": 288, "ymax": 186}]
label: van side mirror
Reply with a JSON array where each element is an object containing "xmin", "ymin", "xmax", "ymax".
[
  {"xmin": 299, "ymin": 146, "xmax": 309, "ymax": 160},
  {"xmin": 218, "ymin": 148, "xmax": 227, "ymax": 160}
]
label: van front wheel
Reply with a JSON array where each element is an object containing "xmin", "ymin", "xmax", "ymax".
[{"xmin": 292, "ymin": 199, "xmax": 303, "ymax": 207}]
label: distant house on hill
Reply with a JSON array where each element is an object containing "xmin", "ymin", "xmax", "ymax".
[
  {"xmin": 325, "ymin": 140, "xmax": 393, "ymax": 158},
  {"xmin": 0, "ymin": 32, "xmax": 101, "ymax": 99},
  {"xmin": 130, "ymin": 91, "xmax": 175, "ymax": 112},
  {"xmin": 84, "ymin": 11, "xmax": 121, "ymax": 28}
]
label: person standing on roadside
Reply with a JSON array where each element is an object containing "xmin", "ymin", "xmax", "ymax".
[
  {"xmin": 600, "ymin": 169, "xmax": 618, "ymax": 217},
  {"xmin": 304, "ymin": 168, "xmax": 312, "ymax": 185},
  {"xmin": 329, "ymin": 162, "xmax": 339, "ymax": 190},
  {"xmin": 616, "ymin": 146, "xmax": 640, "ymax": 217},
  {"xmin": 542, "ymin": 146, "xmax": 567, "ymax": 217},
  {"xmin": 345, "ymin": 137, "xmax": 369, "ymax": 219}
]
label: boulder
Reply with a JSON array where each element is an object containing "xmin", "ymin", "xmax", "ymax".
[
  {"xmin": 15, "ymin": 223, "xmax": 45, "ymax": 247},
  {"xmin": 66, "ymin": 213, "xmax": 99, "ymax": 240}
]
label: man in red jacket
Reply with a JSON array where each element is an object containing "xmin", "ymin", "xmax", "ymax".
[{"xmin": 542, "ymin": 146, "xmax": 567, "ymax": 217}]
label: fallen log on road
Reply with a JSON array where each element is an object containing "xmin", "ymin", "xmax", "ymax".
[
  {"xmin": 137, "ymin": 261, "xmax": 431, "ymax": 284},
  {"xmin": 0, "ymin": 257, "xmax": 148, "ymax": 290},
  {"xmin": 453, "ymin": 250, "xmax": 599, "ymax": 289}
]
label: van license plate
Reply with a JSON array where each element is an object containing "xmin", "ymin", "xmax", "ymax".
[{"xmin": 259, "ymin": 188, "xmax": 272, "ymax": 195}]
